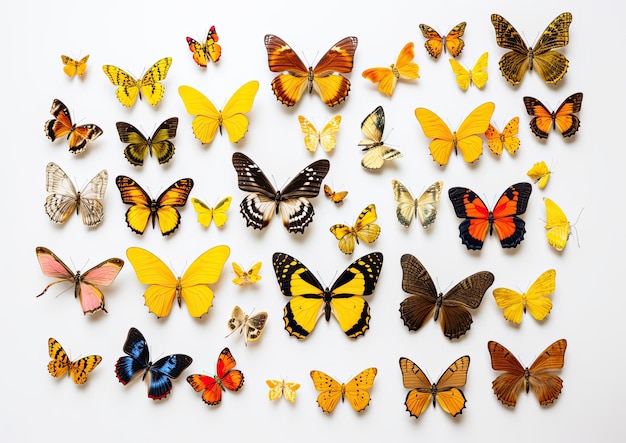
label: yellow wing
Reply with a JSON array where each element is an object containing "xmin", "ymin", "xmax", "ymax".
[
  {"xmin": 310, "ymin": 370, "xmax": 344, "ymax": 413},
  {"xmin": 178, "ymin": 80, "xmax": 259, "ymax": 144},
  {"xmin": 344, "ymin": 367, "xmax": 378, "ymax": 412},
  {"xmin": 544, "ymin": 197, "xmax": 571, "ymax": 251},
  {"xmin": 298, "ymin": 115, "xmax": 341, "ymax": 152},
  {"xmin": 449, "ymin": 52, "xmax": 488, "ymax": 90},
  {"xmin": 330, "ymin": 204, "xmax": 380, "ymax": 254},
  {"xmin": 266, "ymin": 379, "xmax": 300, "ymax": 402},
  {"xmin": 192, "ymin": 196, "xmax": 231, "ymax": 228},
  {"xmin": 527, "ymin": 161, "xmax": 552, "ymax": 189},
  {"xmin": 102, "ymin": 58, "xmax": 172, "ymax": 107},
  {"xmin": 486, "ymin": 117, "xmax": 520, "ymax": 156},
  {"xmin": 61, "ymin": 55, "xmax": 89, "ymax": 77},
  {"xmin": 232, "ymin": 261, "xmax": 262, "ymax": 286},
  {"xmin": 362, "ymin": 42, "xmax": 419, "ymax": 96}
]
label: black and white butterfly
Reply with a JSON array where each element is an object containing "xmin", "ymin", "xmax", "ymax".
[{"xmin": 232, "ymin": 152, "xmax": 330, "ymax": 234}]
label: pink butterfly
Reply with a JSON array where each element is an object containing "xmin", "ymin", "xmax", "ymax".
[{"xmin": 35, "ymin": 246, "xmax": 125, "ymax": 314}]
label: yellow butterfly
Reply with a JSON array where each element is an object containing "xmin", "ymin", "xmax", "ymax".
[
  {"xmin": 266, "ymin": 379, "xmax": 300, "ymax": 402},
  {"xmin": 527, "ymin": 161, "xmax": 552, "ymax": 189},
  {"xmin": 297, "ymin": 115, "xmax": 341, "ymax": 153},
  {"xmin": 485, "ymin": 117, "xmax": 520, "ymax": 156},
  {"xmin": 493, "ymin": 269, "xmax": 556, "ymax": 324},
  {"xmin": 226, "ymin": 305, "xmax": 268, "ymax": 346},
  {"xmin": 449, "ymin": 52, "xmax": 488, "ymax": 90},
  {"xmin": 544, "ymin": 197, "xmax": 574, "ymax": 251},
  {"xmin": 48, "ymin": 338, "xmax": 101, "ymax": 384},
  {"xmin": 491, "ymin": 12, "xmax": 572, "ymax": 85},
  {"xmin": 415, "ymin": 102, "xmax": 495, "ymax": 165},
  {"xmin": 61, "ymin": 54, "xmax": 89, "ymax": 77},
  {"xmin": 178, "ymin": 80, "xmax": 259, "ymax": 144},
  {"xmin": 232, "ymin": 262, "xmax": 262, "ymax": 286},
  {"xmin": 392, "ymin": 180, "xmax": 442, "ymax": 228},
  {"xmin": 126, "ymin": 246, "xmax": 230, "ymax": 318},
  {"xmin": 359, "ymin": 106, "xmax": 403, "ymax": 169},
  {"xmin": 330, "ymin": 204, "xmax": 381, "ymax": 255},
  {"xmin": 102, "ymin": 57, "xmax": 172, "ymax": 107},
  {"xmin": 310, "ymin": 368, "xmax": 377, "ymax": 413},
  {"xmin": 191, "ymin": 196, "xmax": 231, "ymax": 228},
  {"xmin": 324, "ymin": 184, "xmax": 348, "ymax": 204},
  {"xmin": 362, "ymin": 42, "xmax": 420, "ymax": 96}
]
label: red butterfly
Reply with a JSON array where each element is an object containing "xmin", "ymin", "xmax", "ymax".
[
  {"xmin": 186, "ymin": 348, "xmax": 244, "ymax": 405},
  {"xmin": 448, "ymin": 183, "xmax": 532, "ymax": 250}
]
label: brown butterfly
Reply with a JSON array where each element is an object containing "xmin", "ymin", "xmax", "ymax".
[
  {"xmin": 399, "ymin": 254, "xmax": 494, "ymax": 339},
  {"xmin": 488, "ymin": 339, "xmax": 567, "ymax": 407}
]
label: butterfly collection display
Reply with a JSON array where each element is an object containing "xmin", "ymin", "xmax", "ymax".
[
  {"xmin": 186, "ymin": 26, "xmax": 221, "ymax": 67},
  {"xmin": 232, "ymin": 261, "xmax": 262, "ymax": 286},
  {"xmin": 102, "ymin": 57, "xmax": 172, "ymax": 107},
  {"xmin": 391, "ymin": 180, "xmax": 442, "ymax": 228},
  {"xmin": 449, "ymin": 52, "xmax": 488, "ymax": 90},
  {"xmin": 115, "ymin": 327, "xmax": 192, "ymax": 400},
  {"xmin": 47, "ymin": 338, "xmax": 101, "ymax": 384},
  {"xmin": 362, "ymin": 42, "xmax": 420, "ymax": 96},
  {"xmin": 493, "ymin": 269, "xmax": 556, "ymax": 324},
  {"xmin": 273, "ymin": 252, "xmax": 383, "ymax": 339},
  {"xmin": 419, "ymin": 22, "xmax": 466, "ymax": 58},
  {"xmin": 186, "ymin": 347, "xmax": 244, "ymax": 406},
  {"xmin": 310, "ymin": 368, "xmax": 377, "ymax": 413},
  {"xmin": 523, "ymin": 92, "xmax": 583, "ymax": 139},
  {"xmin": 358, "ymin": 106, "xmax": 403, "ymax": 169},
  {"xmin": 298, "ymin": 115, "xmax": 341, "ymax": 153},
  {"xmin": 527, "ymin": 161, "xmax": 552, "ymax": 189},
  {"xmin": 543, "ymin": 197, "xmax": 575, "ymax": 251},
  {"xmin": 191, "ymin": 196, "xmax": 231, "ymax": 228},
  {"xmin": 44, "ymin": 99, "xmax": 103, "ymax": 154},
  {"xmin": 226, "ymin": 305, "xmax": 268, "ymax": 346},
  {"xmin": 485, "ymin": 116, "xmax": 520, "ymax": 156},
  {"xmin": 330, "ymin": 204, "xmax": 380, "ymax": 255},
  {"xmin": 61, "ymin": 54, "xmax": 89, "ymax": 77},
  {"xmin": 116, "ymin": 117, "xmax": 178, "ymax": 166},
  {"xmin": 266, "ymin": 379, "xmax": 300, "ymax": 402}
]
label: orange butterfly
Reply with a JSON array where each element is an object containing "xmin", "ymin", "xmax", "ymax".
[
  {"xmin": 488, "ymin": 339, "xmax": 567, "ymax": 407},
  {"xmin": 324, "ymin": 184, "xmax": 348, "ymax": 204},
  {"xmin": 186, "ymin": 26, "xmax": 221, "ymax": 67},
  {"xmin": 523, "ymin": 92, "xmax": 583, "ymax": 139},
  {"xmin": 44, "ymin": 99, "xmax": 103, "ymax": 154},
  {"xmin": 264, "ymin": 34, "xmax": 358, "ymax": 107},
  {"xmin": 419, "ymin": 22, "xmax": 466, "ymax": 58},
  {"xmin": 362, "ymin": 42, "xmax": 419, "ymax": 96},
  {"xmin": 448, "ymin": 183, "xmax": 532, "ymax": 250},
  {"xmin": 186, "ymin": 348, "xmax": 244, "ymax": 406}
]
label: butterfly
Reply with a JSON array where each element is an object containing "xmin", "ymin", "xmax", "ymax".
[
  {"xmin": 44, "ymin": 99, "xmax": 103, "ymax": 154},
  {"xmin": 126, "ymin": 245, "xmax": 230, "ymax": 318},
  {"xmin": 391, "ymin": 180, "xmax": 443, "ymax": 228},
  {"xmin": 102, "ymin": 57, "xmax": 172, "ymax": 107},
  {"xmin": 523, "ymin": 92, "xmax": 583, "ymax": 139},
  {"xmin": 61, "ymin": 54, "xmax": 89, "ymax": 77},
  {"xmin": 310, "ymin": 368, "xmax": 377, "ymax": 413},
  {"xmin": 448, "ymin": 182, "xmax": 532, "ymax": 250},
  {"xmin": 273, "ymin": 252, "xmax": 383, "ymax": 339},
  {"xmin": 324, "ymin": 184, "xmax": 348, "ymax": 204},
  {"xmin": 44, "ymin": 162, "xmax": 108, "ymax": 227},
  {"xmin": 186, "ymin": 26, "xmax": 221, "ymax": 67},
  {"xmin": 226, "ymin": 305, "xmax": 268, "ymax": 346},
  {"xmin": 485, "ymin": 117, "xmax": 520, "ymax": 156},
  {"xmin": 178, "ymin": 80, "xmax": 259, "ymax": 144},
  {"xmin": 544, "ymin": 197, "xmax": 574, "ymax": 251},
  {"xmin": 115, "ymin": 327, "xmax": 192, "ymax": 400},
  {"xmin": 266, "ymin": 379, "xmax": 300, "ymax": 402},
  {"xmin": 527, "ymin": 161, "xmax": 552, "ymax": 189},
  {"xmin": 116, "ymin": 117, "xmax": 178, "ymax": 166},
  {"xmin": 330, "ymin": 204, "xmax": 381, "ymax": 255},
  {"xmin": 35, "ymin": 246, "xmax": 124, "ymax": 315},
  {"xmin": 449, "ymin": 52, "xmax": 488, "ymax": 90},
  {"xmin": 362, "ymin": 42, "xmax": 419, "ymax": 96},
  {"xmin": 488, "ymin": 339, "xmax": 567, "ymax": 407},
  {"xmin": 298, "ymin": 115, "xmax": 341, "ymax": 152},
  {"xmin": 414, "ymin": 102, "xmax": 495, "ymax": 165},
  {"xmin": 491, "ymin": 12, "xmax": 572, "ymax": 85},
  {"xmin": 358, "ymin": 106, "xmax": 403, "ymax": 169},
  {"xmin": 419, "ymin": 22, "xmax": 466, "ymax": 58},
  {"xmin": 399, "ymin": 254, "xmax": 494, "ymax": 339},
  {"xmin": 47, "ymin": 338, "xmax": 101, "ymax": 384},
  {"xmin": 493, "ymin": 269, "xmax": 556, "ymax": 324},
  {"xmin": 399, "ymin": 355, "xmax": 470, "ymax": 419},
  {"xmin": 232, "ymin": 262, "xmax": 262, "ymax": 286},
  {"xmin": 115, "ymin": 175, "xmax": 194, "ymax": 236},
  {"xmin": 186, "ymin": 347, "xmax": 244, "ymax": 406},
  {"xmin": 264, "ymin": 34, "xmax": 358, "ymax": 107},
  {"xmin": 191, "ymin": 196, "xmax": 231, "ymax": 228},
  {"xmin": 232, "ymin": 152, "xmax": 330, "ymax": 234}
]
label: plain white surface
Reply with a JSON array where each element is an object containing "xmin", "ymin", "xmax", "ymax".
[{"xmin": 1, "ymin": 0, "xmax": 622, "ymax": 441}]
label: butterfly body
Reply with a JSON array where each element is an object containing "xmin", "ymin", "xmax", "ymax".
[
  {"xmin": 419, "ymin": 22, "xmax": 466, "ymax": 58},
  {"xmin": 187, "ymin": 347, "xmax": 244, "ymax": 405},
  {"xmin": 102, "ymin": 57, "xmax": 172, "ymax": 107},
  {"xmin": 116, "ymin": 117, "xmax": 178, "ymax": 166},
  {"xmin": 45, "ymin": 99, "xmax": 103, "ymax": 153},
  {"xmin": 310, "ymin": 368, "xmax": 377, "ymax": 413},
  {"xmin": 523, "ymin": 92, "xmax": 583, "ymax": 139},
  {"xmin": 392, "ymin": 180, "xmax": 442, "ymax": 228},
  {"xmin": 330, "ymin": 204, "xmax": 380, "ymax": 254},
  {"xmin": 48, "ymin": 338, "xmax": 101, "ymax": 384},
  {"xmin": 359, "ymin": 106, "xmax": 403, "ymax": 169},
  {"xmin": 61, "ymin": 55, "xmax": 89, "ymax": 77},
  {"xmin": 186, "ymin": 26, "xmax": 221, "ymax": 67}
]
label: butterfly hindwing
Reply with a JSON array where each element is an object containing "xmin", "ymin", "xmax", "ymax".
[
  {"xmin": 116, "ymin": 117, "xmax": 178, "ymax": 166},
  {"xmin": 543, "ymin": 197, "xmax": 573, "ymax": 251}
]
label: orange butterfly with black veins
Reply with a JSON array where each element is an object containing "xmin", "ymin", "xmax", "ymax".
[
  {"xmin": 523, "ymin": 92, "xmax": 583, "ymax": 139},
  {"xmin": 419, "ymin": 22, "xmax": 466, "ymax": 59}
]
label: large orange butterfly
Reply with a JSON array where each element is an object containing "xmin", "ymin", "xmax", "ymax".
[
  {"xmin": 523, "ymin": 92, "xmax": 583, "ymax": 139},
  {"xmin": 264, "ymin": 34, "xmax": 358, "ymax": 107},
  {"xmin": 488, "ymin": 339, "xmax": 567, "ymax": 407},
  {"xmin": 187, "ymin": 348, "xmax": 244, "ymax": 406},
  {"xmin": 419, "ymin": 22, "xmax": 466, "ymax": 59},
  {"xmin": 448, "ymin": 183, "xmax": 532, "ymax": 250},
  {"xmin": 44, "ymin": 99, "xmax": 103, "ymax": 154}
]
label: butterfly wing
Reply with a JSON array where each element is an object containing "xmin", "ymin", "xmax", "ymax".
[
  {"xmin": 490, "ymin": 14, "xmax": 530, "ymax": 85},
  {"xmin": 36, "ymin": 246, "xmax": 76, "ymax": 299},
  {"xmin": 148, "ymin": 354, "xmax": 193, "ymax": 400},
  {"xmin": 115, "ymin": 327, "xmax": 150, "ymax": 386},
  {"xmin": 527, "ymin": 161, "xmax": 551, "ymax": 189},
  {"xmin": 298, "ymin": 116, "xmax": 321, "ymax": 152},
  {"xmin": 444, "ymin": 23, "xmax": 467, "ymax": 56},
  {"xmin": 417, "ymin": 181, "xmax": 443, "ymax": 228},
  {"xmin": 543, "ymin": 198, "xmax": 571, "ymax": 251},
  {"xmin": 77, "ymin": 256, "xmax": 124, "ymax": 314},
  {"xmin": 399, "ymin": 357, "xmax": 433, "ymax": 418},
  {"xmin": 311, "ymin": 36, "xmax": 358, "ymax": 106},
  {"xmin": 102, "ymin": 65, "xmax": 140, "ymax": 107},
  {"xmin": 492, "ymin": 287, "xmax": 525, "ymax": 324},
  {"xmin": 454, "ymin": 102, "xmax": 495, "ymax": 163},
  {"xmin": 153, "ymin": 178, "xmax": 194, "ymax": 236},
  {"xmin": 344, "ymin": 368, "xmax": 378, "ymax": 412},
  {"xmin": 469, "ymin": 52, "xmax": 489, "ymax": 88},
  {"xmin": 525, "ymin": 269, "xmax": 557, "ymax": 321},
  {"xmin": 215, "ymin": 347, "xmax": 245, "ymax": 392},
  {"xmin": 530, "ymin": 13, "xmax": 572, "ymax": 84},
  {"xmin": 399, "ymin": 254, "xmax": 439, "ymax": 332},
  {"xmin": 47, "ymin": 338, "xmax": 71, "ymax": 378},
  {"xmin": 391, "ymin": 180, "xmax": 416, "ymax": 227},
  {"xmin": 178, "ymin": 85, "xmax": 221, "ymax": 143},
  {"xmin": 487, "ymin": 340, "xmax": 527, "ymax": 407},
  {"xmin": 243, "ymin": 311, "xmax": 269, "ymax": 344},
  {"xmin": 310, "ymin": 370, "xmax": 344, "ymax": 413},
  {"xmin": 359, "ymin": 106, "xmax": 402, "ymax": 169},
  {"xmin": 527, "ymin": 339, "xmax": 567, "ymax": 405},
  {"xmin": 449, "ymin": 58, "xmax": 471, "ymax": 90},
  {"xmin": 414, "ymin": 107, "xmax": 454, "ymax": 165},
  {"xmin": 137, "ymin": 57, "xmax": 172, "ymax": 106},
  {"xmin": 187, "ymin": 374, "xmax": 223, "ymax": 405},
  {"xmin": 490, "ymin": 182, "xmax": 532, "ymax": 248},
  {"xmin": 448, "ymin": 186, "xmax": 490, "ymax": 250},
  {"xmin": 433, "ymin": 356, "xmax": 470, "ymax": 416},
  {"xmin": 220, "ymin": 80, "xmax": 260, "ymax": 143}
]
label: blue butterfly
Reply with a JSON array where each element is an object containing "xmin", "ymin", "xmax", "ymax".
[{"xmin": 115, "ymin": 327, "xmax": 193, "ymax": 400}]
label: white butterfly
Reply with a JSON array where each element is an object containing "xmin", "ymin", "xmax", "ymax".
[
  {"xmin": 391, "ymin": 180, "xmax": 442, "ymax": 228},
  {"xmin": 226, "ymin": 305, "xmax": 268, "ymax": 346}
]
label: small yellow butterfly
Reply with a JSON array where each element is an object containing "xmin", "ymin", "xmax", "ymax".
[
  {"xmin": 298, "ymin": 115, "xmax": 341, "ymax": 153},
  {"xmin": 232, "ymin": 262, "xmax": 262, "ymax": 286},
  {"xmin": 61, "ymin": 54, "xmax": 89, "ymax": 77},
  {"xmin": 544, "ymin": 197, "xmax": 574, "ymax": 251},
  {"xmin": 493, "ymin": 269, "xmax": 556, "ymax": 324},
  {"xmin": 226, "ymin": 305, "xmax": 268, "ymax": 346},
  {"xmin": 324, "ymin": 184, "xmax": 348, "ymax": 204},
  {"xmin": 527, "ymin": 161, "xmax": 552, "ymax": 189},
  {"xmin": 266, "ymin": 379, "xmax": 301, "ymax": 402},
  {"xmin": 47, "ymin": 338, "xmax": 101, "ymax": 384},
  {"xmin": 191, "ymin": 196, "xmax": 231, "ymax": 228},
  {"xmin": 310, "ymin": 368, "xmax": 378, "ymax": 413},
  {"xmin": 449, "ymin": 52, "xmax": 488, "ymax": 90},
  {"xmin": 391, "ymin": 180, "xmax": 443, "ymax": 228},
  {"xmin": 330, "ymin": 204, "xmax": 380, "ymax": 255},
  {"xmin": 362, "ymin": 42, "xmax": 420, "ymax": 96},
  {"xmin": 102, "ymin": 57, "xmax": 172, "ymax": 107},
  {"xmin": 485, "ymin": 117, "xmax": 520, "ymax": 156}
]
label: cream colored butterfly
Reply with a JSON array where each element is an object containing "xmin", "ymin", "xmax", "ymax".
[
  {"xmin": 266, "ymin": 379, "xmax": 301, "ymax": 402},
  {"xmin": 298, "ymin": 115, "xmax": 341, "ymax": 152},
  {"xmin": 449, "ymin": 52, "xmax": 488, "ymax": 90},
  {"xmin": 191, "ymin": 196, "xmax": 231, "ymax": 228},
  {"xmin": 226, "ymin": 306, "xmax": 268, "ymax": 346},
  {"xmin": 391, "ymin": 180, "xmax": 443, "ymax": 228},
  {"xmin": 359, "ymin": 106, "xmax": 403, "ymax": 169}
]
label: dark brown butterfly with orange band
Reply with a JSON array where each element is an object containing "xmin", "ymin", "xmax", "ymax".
[
  {"xmin": 448, "ymin": 182, "xmax": 532, "ymax": 250},
  {"xmin": 44, "ymin": 99, "xmax": 103, "ymax": 154},
  {"xmin": 523, "ymin": 92, "xmax": 583, "ymax": 139},
  {"xmin": 264, "ymin": 34, "xmax": 358, "ymax": 107}
]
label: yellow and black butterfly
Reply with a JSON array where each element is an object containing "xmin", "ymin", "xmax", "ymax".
[
  {"xmin": 272, "ymin": 252, "xmax": 383, "ymax": 339},
  {"xmin": 61, "ymin": 54, "xmax": 89, "ymax": 77},
  {"xmin": 330, "ymin": 204, "xmax": 380, "ymax": 255},
  {"xmin": 48, "ymin": 338, "xmax": 101, "ymax": 384},
  {"xmin": 102, "ymin": 57, "xmax": 172, "ymax": 107},
  {"xmin": 115, "ymin": 176, "xmax": 193, "ymax": 236},
  {"xmin": 491, "ymin": 12, "xmax": 572, "ymax": 85},
  {"xmin": 116, "ymin": 117, "xmax": 178, "ymax": 166}
]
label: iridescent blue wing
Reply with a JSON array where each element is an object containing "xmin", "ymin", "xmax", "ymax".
[
  {"xmin": 115, "ymin": 327, "xmax": 150, "ymax": 385},
  {"xmin": 148, "ymin": 354, "xmax": 193, "ymax": 400}
]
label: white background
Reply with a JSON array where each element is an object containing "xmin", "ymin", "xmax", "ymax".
[{"xmin": 1, "ymin": 0, "xmax": 622, "ymax": 441}]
